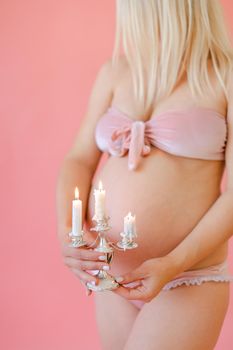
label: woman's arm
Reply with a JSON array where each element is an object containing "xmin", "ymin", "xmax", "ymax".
[
  {"xmin": 166, "ymin": 189, "xmax": 233, "ymax": 275},
  {"xmin": 56, "ymin": 57, "xmax": 115, "ymax": 244},
  {"xmin": 56, "ymin": 58, "xmax": 117, "ymax": 292}
]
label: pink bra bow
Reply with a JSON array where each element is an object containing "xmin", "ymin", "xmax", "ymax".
[{"xmin": 109, "ymin": 120, "xmax": 152, "ymax": 170}]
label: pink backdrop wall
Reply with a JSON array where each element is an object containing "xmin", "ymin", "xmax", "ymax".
[{"xmin": 1, "ymin": 1, "xmax": 233, "ymax": 349}]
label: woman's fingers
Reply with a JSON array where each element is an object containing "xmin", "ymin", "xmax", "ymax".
[
  {"xmin": 63, "ymin": 256, "xmax": 109, "ymax": 271},
  {"xmin": 60, "ymin": 230, "xmax": 103, "ymax": 295},
  {"xmin": 113, "ymin": 284, "xmax": 148, "ymax": 301},
  {"xmin": 70, "ymin": 267, "xmax": 99, "ymax": 285},
  {"xmin": 62, "ymin": 245, "xmax": 107, "ymax": 262}
]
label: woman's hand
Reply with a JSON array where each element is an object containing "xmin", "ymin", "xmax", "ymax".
[
  {"xmin": 59, "ymin": 227, "xmax": 110, "ymax": 295},
  {"xmin": 112, "ymin": 256, "xmax": 177, "ymax": 303}
]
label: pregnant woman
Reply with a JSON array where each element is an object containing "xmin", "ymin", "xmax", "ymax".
[{"xmin": 56, "ymin": 1, "xmax": 233, "ymax": 349}]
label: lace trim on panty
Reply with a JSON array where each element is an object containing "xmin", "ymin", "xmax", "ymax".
[{"xmin": 162, "ymin": 275, "xmax": 233, "ymax": 291}]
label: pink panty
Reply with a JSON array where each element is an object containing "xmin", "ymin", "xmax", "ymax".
[{"xmin": 129, "ymin": 259, "xmax": 233, "ymax": 310}]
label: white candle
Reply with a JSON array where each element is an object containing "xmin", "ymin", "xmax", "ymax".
[
  {"xmin": 72, "ymin": 187, "xmax": 82, "ymax": 236},
  {"xmin": 124, "ymin": 212, "xmax": 137, "ymax": 239},
  {"xmin": 93, "ymin": 180, "xmax": 106, "ymax": 220},
  {"xmin": 124, "ymin": 212, "xmax": 130, "ymax": 235},
  {"xmin": 131, "ymin": 214, "xmax": 137, "ymax": 240}
]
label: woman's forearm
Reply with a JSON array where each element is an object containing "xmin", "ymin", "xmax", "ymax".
[
  {"xmin": 55, "ymin": 156, "xmax": 94, "ymax": 244},
  {"xmin": 165, "ymin": 190, "xmax": 233, "ymax": 275}
]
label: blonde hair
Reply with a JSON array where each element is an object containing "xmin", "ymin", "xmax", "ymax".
[{"xmin": 112, "ymin": 0, "xmax": 233, "ymax": 116}]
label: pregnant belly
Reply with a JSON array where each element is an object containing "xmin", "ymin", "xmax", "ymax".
[{"xmin": 85, "ymin": 148, "xmax": 226, "ymax": 275}]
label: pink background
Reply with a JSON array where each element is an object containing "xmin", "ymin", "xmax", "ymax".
[{"xmin": 1, "ymin": 1, "xmax": 233, "ymax": 349}]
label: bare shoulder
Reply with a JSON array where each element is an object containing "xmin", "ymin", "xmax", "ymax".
[
  {"xmin": 95, "ymin": 54, "xmax": 128, "ymax": 90},
  {"xmin": 111, "ymin": 54, "xmax": 130, "ymax": 84},
  {"xmin": 65, "ymin": 57, "xmax": 117, "ymax": 172}
]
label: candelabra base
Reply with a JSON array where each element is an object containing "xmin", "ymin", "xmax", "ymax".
[{"xmin": 86, "ymin": 270, "xmax": 119, "ymax": 291}]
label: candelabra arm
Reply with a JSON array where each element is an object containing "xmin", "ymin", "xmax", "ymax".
[{"xmin": 108, "ymin": 241, "xmax": 128, "ymax": 251}]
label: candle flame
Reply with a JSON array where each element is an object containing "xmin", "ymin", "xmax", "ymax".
[
  {"xmin": 98, "ymin": 180, "xmax": 103, "ymax": 190},
  {"xmin": 75, "ymin": 186, "xmax": 79, "ymax": 199},
  {"xmin": 126, "ymin": 212, "xmax": 131, "ymax": 219}
]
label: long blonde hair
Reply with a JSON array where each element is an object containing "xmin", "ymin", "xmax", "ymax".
[{"xmin": 112, "ymin": 0, "xmax": 233, "ymax": 116}]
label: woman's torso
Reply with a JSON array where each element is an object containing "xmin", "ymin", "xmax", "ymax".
[{"xmin": 85, "ymin": 57, "xmax": 229, "ymax": 276}]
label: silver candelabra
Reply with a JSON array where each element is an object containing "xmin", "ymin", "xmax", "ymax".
[{"xmin": 67, "ymin": 213, "xmax": 138, "ymax": 292}]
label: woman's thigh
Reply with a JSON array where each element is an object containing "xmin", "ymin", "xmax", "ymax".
[
  {"xmin": 93, "ymin": 290, "xmax": 139, "ymax": 350},
  {"xmin": 124, "ymin": 281, "xmax": 230, "ymax": 350}
]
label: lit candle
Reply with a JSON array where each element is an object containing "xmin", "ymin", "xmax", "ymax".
[
  {"xmin": 124, "ymin": 212, "xmax": 137, "ymax": 239},
  {"xmin": 93, "ymin": 180, "xmax": 106, "ymax": 220},
  {"xmin": 72, "ymin": 187, "xmax": 82, "ymax": 236},
  {"xmin": 124, "ymin": 213, "xmax": 130, "ymax": 235}
]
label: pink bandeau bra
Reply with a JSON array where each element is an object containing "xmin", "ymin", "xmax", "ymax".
[{"xmin": 95, "ymin": 105, "xmax": 228, "ymax": 170}]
